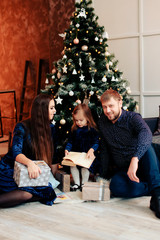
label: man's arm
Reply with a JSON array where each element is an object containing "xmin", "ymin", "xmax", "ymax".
[
  {"xmin": 127, "ymin": 113, "xmax": 152, "ymax": 182},
  {"xmin": 131, "ymin": 113, "xmax": 152, "ymax": 159}
]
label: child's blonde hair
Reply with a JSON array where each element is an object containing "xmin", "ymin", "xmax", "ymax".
[{"xmin": 71, "ymin": 103, "xmax": 97, "ymax": 132}]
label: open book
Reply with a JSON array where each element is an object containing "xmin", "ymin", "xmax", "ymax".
[{"xmin": 62, "ymin": 151, "xmax": 95, "ymax": 169}]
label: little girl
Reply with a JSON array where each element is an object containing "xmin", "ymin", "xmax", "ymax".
[{"xmin": 65, "ymin": 103, "xmax": 99, "ymax": 191}]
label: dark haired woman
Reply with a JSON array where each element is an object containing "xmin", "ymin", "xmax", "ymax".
[{"xmin": 0, "ymin": 94, "xmax": 58, "ymax": 207}]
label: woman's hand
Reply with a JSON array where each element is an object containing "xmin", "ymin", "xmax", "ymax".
[
  {"xmin": 86, "ymin": 148, "xmax": 95, "ymax": 160},
  {"xmin": 127, "ymin": 157, "xmax": 139, "ymax": 183},
  {"xmin": 65, "ymin": 150, "xmax": 69, "ymax": 156},
  {"xmin": 27, "ymin": 161, "xmax": 42, "ymax": 179}
]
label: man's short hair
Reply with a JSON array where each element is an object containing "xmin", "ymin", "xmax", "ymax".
[{"xmin": 100, "ymin": 89, "xmax": 122, "ymax": 103}]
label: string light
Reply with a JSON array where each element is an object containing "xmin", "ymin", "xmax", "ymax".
[{"xmin": 86, "ymin": 30, "xmax": 89, "ymax": 34}]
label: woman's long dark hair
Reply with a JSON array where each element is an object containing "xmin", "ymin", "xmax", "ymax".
[{"xmin": 23, "ymin": 94, "xmax": 54, "ymax": 166}]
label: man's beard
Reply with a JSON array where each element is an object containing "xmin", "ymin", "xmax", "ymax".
[{"xmin": 112, "ymin": 109, "xmax": 121, "ymax": 122}]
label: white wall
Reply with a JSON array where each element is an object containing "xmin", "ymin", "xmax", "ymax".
[{"xmin": 92, "ymin": 0, "xmax": 160, "ymax": 117}]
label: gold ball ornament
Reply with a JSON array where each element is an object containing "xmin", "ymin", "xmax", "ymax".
[
  {"xmin": 81, "ymin": 45, "xmax": 88, "ymax": 51},
  {"xmin": 73, "ymin": 38, "xmax": 79, "ymax": 44},
  {"xmin": 60, "ymin": 119, "xmax": 66, "ymax": 125}
]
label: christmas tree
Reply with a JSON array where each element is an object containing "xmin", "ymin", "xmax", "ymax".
[{"xmin": 42, "ymin": 0, "xmax": 137, "ymax": 151}]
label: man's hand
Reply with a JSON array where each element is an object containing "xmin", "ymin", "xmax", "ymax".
[
  {"xmin": 127, "ymin": 157, "xmax": 139, "ymax": 183},
  {"xmin": 27, "ymin": 161, "xmax": 42, "ymax": 179}
]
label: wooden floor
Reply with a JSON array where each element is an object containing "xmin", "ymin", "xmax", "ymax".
[
  {"xmin": 0, "ymin": 141, "xmax": 160, "ymax": 239},
  {"xmin": 0, "ymin": 192, "xmax": 160, "ymax": 240}
]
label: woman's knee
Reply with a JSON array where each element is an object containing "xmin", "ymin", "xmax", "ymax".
[{"xmin": 20, "ymin": 191, "xmax": 33, "ymax": 201}]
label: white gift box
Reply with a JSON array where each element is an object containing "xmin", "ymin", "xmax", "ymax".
[
  {"xmin": 82, "ymin": 181, "xmax": 110, "ymax": 201},
  {"xmin": 13, "ymin": 160, "xmax": 51, "ymax": 187}
]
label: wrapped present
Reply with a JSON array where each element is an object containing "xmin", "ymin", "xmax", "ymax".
[
  {"xmin": 13, "ymin": 160, "xmax": 51, "ymax": 187},
  {"xmin": 55, "ymin": 170, "xmax": 70, "ymax": 192},
  {"xmin": 82, "ymin": 181, "xmax": 110, "ymax": 201}
]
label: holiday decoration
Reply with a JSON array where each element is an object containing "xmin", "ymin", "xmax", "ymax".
[
  {"xmin": 76, "ymin": 99, "xmax": 81, "ymax": 104},
  {"xmin": 59, "ymin": 33, "xmax": 66, "ymax": 39},
  {"xmin": 79, "ymin": 74, "xmax": 85, "ymax": 81},
  {"xmin": 42, "ymin": 0, "xmax": 137, "ymax": 151},
  {"xmin": 102, "ymin": 76, "xmax": 107, "ymax": 82},
  {"xmin": 62, "ymin": 65, "xmax": 67, "ymax": 73},
  {"xmin": 77, "ymin": 8, "xmax": 87, "ymax": 18},
  {"xmin": 57, "ymin": 72, "xmax": 61, "ymax": 79},
  {"xmin": 89, "ymin": 90, "xmax": 94, "ymax": 95},
  {"xmin": 60, "ymin": 119, "xmax": 66, "ymax": 125},
  {"xmin": 45, "ymin": 78, "xmax": 49, "ymax": 84},
  {"xmin": 69, "ymin": 90, "xmax": 74, "ymax": 96},
  {"xmin": 79, "ymin": 58, "xmax": 82, "ymax": 67},
  {"xmin": 81, "ymin": 45, "xmax": 88, "ymax": 51},
  {"xmin": 72, "ymin": 69, "xmax": 77, "ymax": 75},
  {"xmin": 55, "ymin": 96, "xmax": 63, "ymax": 105},
  {"xmin": 73, "ymin": 38, "xmax": 79, "ymax": 44}
]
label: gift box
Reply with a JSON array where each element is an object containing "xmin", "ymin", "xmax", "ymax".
[
  {"xmin": 13, "ymin": 160, "xmax": 51, "ymax": 187},
  {"xmin": 55, "ymin": 170, "xmax": 70, "ymax": 192},
  {"xmin": 82, "ymin": 181, "xmax": 110, "ymax": 201}
]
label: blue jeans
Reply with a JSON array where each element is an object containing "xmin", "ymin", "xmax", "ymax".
[{"xmin": 110, "ymin": 145, "xmax": 160, "ymax": 198}]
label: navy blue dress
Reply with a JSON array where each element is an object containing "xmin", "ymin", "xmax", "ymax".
[
  {"xmin": 65, "ymin": 126, "xmax": 99, "ymax": 173},
  {"xmin": 0, "ymin": 122, "xmax": 57, "ymax": 205}
]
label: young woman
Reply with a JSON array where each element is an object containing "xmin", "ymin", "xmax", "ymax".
[
  {"xmin": 0, "ymin": 94, "xmax": 58, "ymax": 207},
  {"xmin": 65, "ymin": 103, "xmax": 99, "ymax": 191}
]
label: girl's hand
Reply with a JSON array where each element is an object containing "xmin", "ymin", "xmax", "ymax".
[
  {"xmin": 27, "ymin": 161, "xmax": 42, "ymax": 179},
  {"xmin": 65, "ymin": 150, "xmax": 69, "ymax": 156},
  {"xmin": 86, "ymin": 148, "xmax": 95, "ymax": 160}
]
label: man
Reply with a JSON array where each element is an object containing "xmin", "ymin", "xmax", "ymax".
[{"xmin": 98, "ymin": 89, "xmax": 160, "ymax": 219}]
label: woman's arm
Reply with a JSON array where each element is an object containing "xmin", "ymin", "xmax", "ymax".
[
  {"xmin": 12, "ymin": 123, "xmax": 41, "ymax": 179},
  {"xmin": 16, "ymin": 154, "xmax": 41, "ymax": 179}
]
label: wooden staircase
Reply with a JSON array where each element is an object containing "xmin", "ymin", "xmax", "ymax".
[{"xmin": 19, "ymin": 59, "xmax": 49, "ymax": 121}]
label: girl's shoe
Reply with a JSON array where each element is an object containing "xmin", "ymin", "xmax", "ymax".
[
  {"xmin": 70, "ymin": 184, "xmax": 80, "ymax": 191},
  {"xmin": 80, "ymin": 184, "xmax": 84, "ymax": 192}
]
